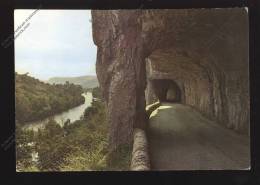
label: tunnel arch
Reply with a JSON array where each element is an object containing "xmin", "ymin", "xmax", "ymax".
[{"xmin": 151, "ymin": 79, "xmax": 181, "ymax": 103}]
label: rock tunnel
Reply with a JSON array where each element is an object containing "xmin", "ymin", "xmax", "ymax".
[
  {"xmin": 91, "ymin": 8, "xmax": 249, "ymax": 151},
  {"xmin": 149, "ymin": 79, "xmax": 181, "ymax": 103}
]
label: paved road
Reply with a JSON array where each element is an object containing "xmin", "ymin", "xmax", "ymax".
[{"xmin": 147, "ymin": 103, "xmax": 250, "ymax": 170}]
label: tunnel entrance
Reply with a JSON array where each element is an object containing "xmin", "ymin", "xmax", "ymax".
[{"xmin": 151, "ymin": 79, "xmax": 181, "ymax": 103}]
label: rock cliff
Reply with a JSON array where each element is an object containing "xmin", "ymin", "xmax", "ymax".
[{"xmin": 91, "ymin": 8, "xmax": 249, "ymax": 150}]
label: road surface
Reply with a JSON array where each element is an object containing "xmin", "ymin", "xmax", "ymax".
[{"xmin": 148, "ymin": 103, "xmax": 250, "ymax": 170}]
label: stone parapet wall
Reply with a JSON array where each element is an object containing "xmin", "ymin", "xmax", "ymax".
[{"xmin": 130, "ymin": 128, "xmax": 150, "ymax": 170}]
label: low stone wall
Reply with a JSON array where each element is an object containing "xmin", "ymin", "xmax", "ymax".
[
  {"xmin": 130, "ymin": 102, "xmax": 161, "ymax": 170},
  {"xmin": 130, "ymin": 128, "xmax": 150, "ymax": 170},
  {"xmin": 146, "ymin": 101, "xmax": 161, "ymax": 117}
]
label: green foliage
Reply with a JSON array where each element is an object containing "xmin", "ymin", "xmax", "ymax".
[
  {"xmin": 16, "ymin": 124, "xmax": 35, "ymax": 169},
  {"xmin": 59, "ymin": 101, "xmax": 109, "ymax": 171},
  {"xmin": 83, "ymin": 100, "xmax": 102, "ymax": 119},
  {"xmin": 15, "ymin": 73, "xmax": 85, "ymax": 124},
  {"xmin": 92, "ymin": 86, "xmax": 102, "ymax": 99},
  {"xmin": 17, "ymin": 99, "xmax": 131, "ymax": 171},
  {"xmin": 36, "ymin": 119, "xmax": 75, "ymax": 171}
]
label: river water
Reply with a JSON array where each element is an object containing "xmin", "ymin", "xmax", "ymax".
[{"xmin": 22, "ymin": 92, "xmax": 93, "ymax": 131}]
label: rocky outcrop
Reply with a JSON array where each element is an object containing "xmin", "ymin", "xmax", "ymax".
[
  {"xmin": 145, "ymin": 60, "xmax": 158, "ymax": 105},
  {"xmin": 91, "ymin": 8, "xmax": 249, "ymax": 150},
  {"xmin": 92, "ymin": 10, "xmax": 147, "ymax": 150}
]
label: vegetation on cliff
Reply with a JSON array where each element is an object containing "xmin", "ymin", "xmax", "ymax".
[
  {"xmin": 16, "ymin": 87, "xmax": 131, "ymax": 171},
  {"xmin": 15, "ymin": 73, "xmax": 85, "ymax": 124},
  {"xmin": 86, "ymin": 86, "xmax": 103, "ymax": 100}
]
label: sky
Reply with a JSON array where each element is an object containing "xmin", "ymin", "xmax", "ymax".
[{"xmin": 14, "ymin": 10, "xmax": 96, "ymax": 81}]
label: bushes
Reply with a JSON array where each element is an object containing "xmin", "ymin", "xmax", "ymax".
[
  {"xmin": 28, "ymin": 101, "xmax": 109, "ymax": 171},
  {"xmin": 17, "ymin": 100, "xmax": 131, "ymax": 171},
  {"xmin": 16, "ymin": 124, "xmax": 35, "ymax": 170},
  {"xmin": 37, "ymin": 127, "xmax": 74, "ymax": 170},
  {"xmin": 92, "ymin": 86, "xmax": 102, "ymax": 99},
  {"xmin": 83, "ymin": 100, "xmax": 102, "ymax": 119}
]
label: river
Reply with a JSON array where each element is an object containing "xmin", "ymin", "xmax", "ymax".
[{"xmin": 22, "ymin": 92, "xmax": 93, "ymax": 131}]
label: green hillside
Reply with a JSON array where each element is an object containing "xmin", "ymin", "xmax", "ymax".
[
  {"xmin": 48, "ymin": 75, "xmax": 98, "ymax": 89},
  {"xmin": 15, "ymin": 73, "xmax": 85, "ymax": 124}
]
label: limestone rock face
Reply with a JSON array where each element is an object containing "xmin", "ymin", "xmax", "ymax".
[
  {"xmin": 91, "ymin": 8, "xmax": 249, "ymax": 149},
  {"xmin": 92, "ymin": 10, "xmax": 147, "ymax": 150}
]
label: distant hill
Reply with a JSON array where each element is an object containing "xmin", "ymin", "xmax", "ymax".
[{"xmin": 48, "ymin": 75, "xmax": 99, "ymax": 89}]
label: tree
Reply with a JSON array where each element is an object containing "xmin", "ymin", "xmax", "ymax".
[{"xmin": 16, "ymin": 124, "xmax": 34, "ymax": 168}]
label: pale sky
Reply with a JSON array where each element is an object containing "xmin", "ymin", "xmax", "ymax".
[{"xmin": 14, "ymin": 10, "xmax": 96, "ymax": 81}]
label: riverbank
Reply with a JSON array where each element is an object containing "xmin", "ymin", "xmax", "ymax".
[
  {"xmin": 22, "ymin": 92, "xmax": 93, "ymax": 131},
  {"xmin": 17, "ymin": 96, "xmax": 85, "ymax": 125},
  {"xmin": 16, "ymin": 73, "xmax": 85, "ymax": 124},
  {"xmin": 16, "ymin": 98, "xmax": 131, "ymax": 171}
]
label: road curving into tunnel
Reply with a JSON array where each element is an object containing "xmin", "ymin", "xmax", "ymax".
[{"xmin": 147, "ymin": 103, "xmax": 250, "ymax": 170}]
